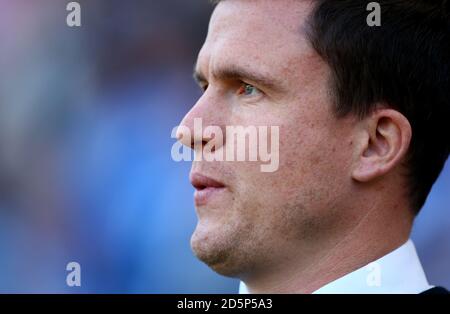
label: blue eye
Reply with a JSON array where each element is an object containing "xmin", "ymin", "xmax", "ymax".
[{"xmin": 238, "ymin": 84, "xmax": 261, "ymax": 97}]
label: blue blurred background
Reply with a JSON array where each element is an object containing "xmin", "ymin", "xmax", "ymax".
[{"xmin": 0, "ymin": 0, "xmax": 448, "ymax": 293}]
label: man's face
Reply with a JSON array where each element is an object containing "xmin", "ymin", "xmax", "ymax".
[{"xmin": 179, "ymin": 0, "xmax": 357, "ymax": 277}]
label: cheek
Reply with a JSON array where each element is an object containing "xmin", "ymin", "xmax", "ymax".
[
  {"xmin": 238, "ymin": 122, "xmax": 345, "ymax": 208},
  {"xmin": 281, "ymin": 122, "xmax": 353, "ymax": 204},
  {"xmin": 223, "ymin": 104, "xmax": 350, "ymax": 207}
]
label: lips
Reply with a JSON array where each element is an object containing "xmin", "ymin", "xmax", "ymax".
[{"xmin": 190, "ymin": 172, "xmax": 226, "ymax": 206}]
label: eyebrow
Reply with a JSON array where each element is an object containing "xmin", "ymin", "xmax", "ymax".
[{"xmin": 193, "ymin": 64, "xmax": 281, "ymax": 91}]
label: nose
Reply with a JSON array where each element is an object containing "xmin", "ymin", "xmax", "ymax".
[
  {"xmin": 176, "ymin": 94, "xmax": 225, "ymax": 153},
  {"xmin": 176, "ymin": 117, "xmax": 205, "ymax": 150}
]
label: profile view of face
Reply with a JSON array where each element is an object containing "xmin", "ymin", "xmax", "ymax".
[{"xmin": 178, "ymin": 0, "xmax": 359, "ymax": 278}]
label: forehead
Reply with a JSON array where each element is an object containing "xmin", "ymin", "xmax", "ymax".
[{"xmin": 197, "ymin": 0, "xmax": 317, "ymax": 76}]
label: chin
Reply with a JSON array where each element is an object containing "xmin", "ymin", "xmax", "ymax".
[{"xmin": 190, "ymin": 221, "xmax": 244, "ymax": 277}]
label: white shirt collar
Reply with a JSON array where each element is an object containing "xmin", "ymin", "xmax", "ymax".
[{"xmin": 239, "ymin": 239, "xmax": 432, "ymax": 294}]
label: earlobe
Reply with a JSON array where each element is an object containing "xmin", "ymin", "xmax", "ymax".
[{"xmin": 352, "ymin": 109, "xmax": 412, "ymax": 183}]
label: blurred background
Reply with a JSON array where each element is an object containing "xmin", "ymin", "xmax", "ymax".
[{"xmin": 0, "ymin": 0, "xmax": 448, "ymax": 293}]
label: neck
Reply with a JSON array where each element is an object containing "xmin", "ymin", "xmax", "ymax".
[{"xmin": 242, "ymin": 198, "xmax": 414, "ymax": 293}]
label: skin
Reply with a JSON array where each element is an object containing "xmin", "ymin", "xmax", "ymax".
[{"xmin": 177, "ymin": 0, "xmax": 414, "ymax": 293}]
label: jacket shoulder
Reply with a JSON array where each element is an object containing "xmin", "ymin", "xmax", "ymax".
[{"xmin": 420, "ymin": 287, "xmax": 449, "ymax": 295}]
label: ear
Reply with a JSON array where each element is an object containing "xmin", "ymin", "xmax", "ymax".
[{"xmin": 352, "ymin": 109, "xmax": 412, "ymax": 182}]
